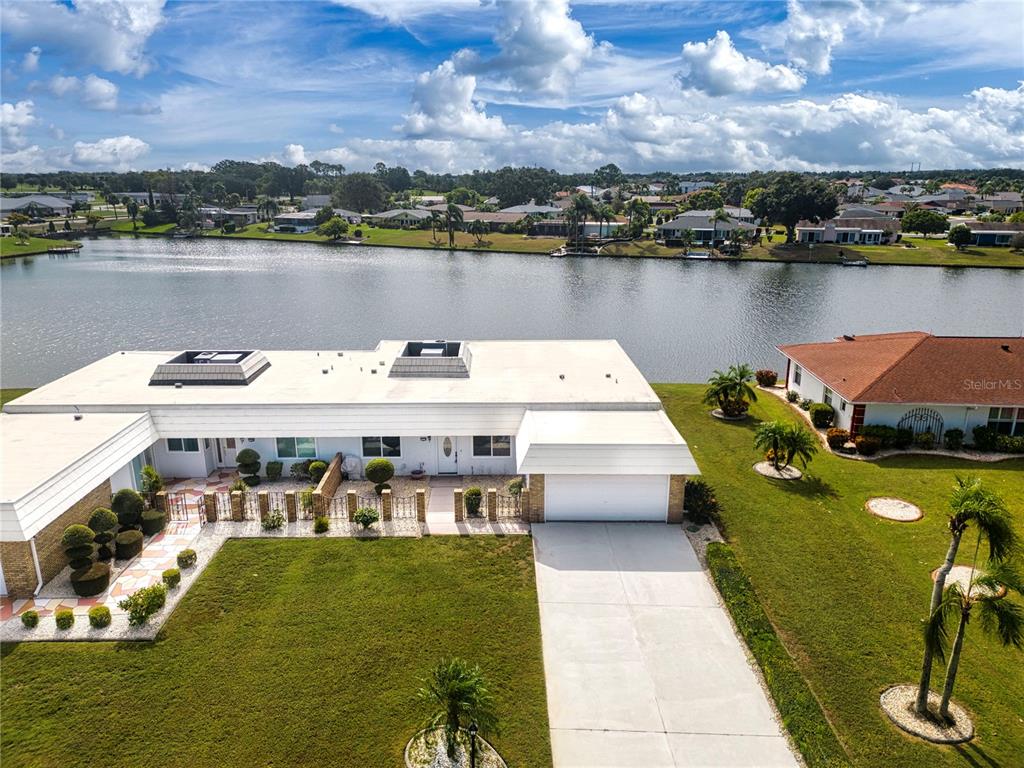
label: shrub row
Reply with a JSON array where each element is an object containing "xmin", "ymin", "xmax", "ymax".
[
  {"xmin": 973, "ymin": 426, "xmax": 1024, "ymax": 453},
  {"xmin": 859, "ymin": 425, "xmax": 913, "ymax": 449}
]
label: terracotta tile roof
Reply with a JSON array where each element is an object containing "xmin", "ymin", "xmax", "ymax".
[{"xmin": 778, "ymin": 332, "xmax": 1024, "ymax": 405}]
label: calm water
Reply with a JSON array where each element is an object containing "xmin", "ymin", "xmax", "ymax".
[{"xmin": 2, "ymin": 237, "xmax": 1022, "ymax": 387}]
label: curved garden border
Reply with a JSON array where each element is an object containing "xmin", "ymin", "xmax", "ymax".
[
  {"xmin": 753, "ymin": 462, "xmax": 802, "ymax": 480},
  {"xmin": 404, "ymin": 727, "xmax": 507, "ymax": 768},
  {"xmin": 879, "ymin": 685, "xmax": 974, "ymax": 744},
  {"xmin": 711, "ymin": 409, "xmax": 749, "ymax": 422}
]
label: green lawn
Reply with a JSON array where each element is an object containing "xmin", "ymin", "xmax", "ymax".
[
  {"xmin": 1, "ymin": 537, "xmax": 551, "ymax": 768},
  {"xmin": 106, "ymin": 220, "xmax": 178, "ymax": 234},
  {"xmin": 655, "ymin": 384, "xmax": 1024, "ymax": 768},
  {"xmin": 741, "ymin": 235, "xmax": 1024, "ymax": 268},
  {"xmin": 0, "ymin": 236, "xmax": 81, "ymax": 259},
  {"xmin": 0, "ymin": 388, "xmax": 33, "ymax": 406}
]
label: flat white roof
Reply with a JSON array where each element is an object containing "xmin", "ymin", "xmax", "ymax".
[
  {"xmin": 5, "ymin": 340, "xmax": 659, "ymax": 411},
  {"xmin": 523, "ymin": 410, "xmax": 685, "ymax": 445}
]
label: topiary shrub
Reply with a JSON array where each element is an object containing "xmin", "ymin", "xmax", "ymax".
[
  {"xmin": 242, "ymin": 474, "xmax": 261, "ymax": 487},
  {"xmin": 71, "ymin": 562, "xmax": 111, "ymax": 597},
  {"xmin": 88, "ymin": 507, "xmax": 118, "ymax": 534},
  {"xmin": 236, "ymin": 448, "xmax": 261, "ymax": 484},
  {"xmin": 62, "ymin": 524, "xmax": 96, "ymax": 569},
  {"xmin": 313, "ymin": 516, "xmax": 330, "ymax": 534},
  {"xmin": 683, "ymin": 479, "xmax": 720, "ymax": 525},
  {"xmin": 785, "ymin": 390, "xmax": 799, "ymax": 403},
  {"xmin": 112, "ymin": 488, "xmax": 145, "ymax": 528},
  {"xmin": 55, "ymin": 608, "xmax": 75, "ymax": 630},
  {"xmin": 115, "ymin": 529, "xmax": 144, "ymax": 560},
  {"xmin": 308, "ymin": 460, "xmax": 329, "ymax": 484},
  {"xmin": 262, "ymin": 509, "xmax": 285, "ymax": 531},
  {"xmin": 266, "ymin": 460, "xmax": 283, "ymax": 481},
  {"xmin": 141, "ymin": 509, "xmax": 166, "ymax": 536},
  {"xmin": 364, "ymin": 458, "xmax": 394, "ymax": 493},
  {"xmin": 177, "ymin": 548, "xmax": 197, "ymax": 568},
  {"xmin": 464, "ymin": 486, "xmax": 483, "ymax": 516},
  {"xmin": 354, "ymin": 507, "xmax": 379, "ymax": 529},
  {"xmin": 972, "ymin": 425, "xmax": 998, "ymax": 451},
  {"xmin": 162, "ymin": 567, "xmax": 181, "ymax": 588},
  {"xmin": 855, "ymin": 435, "xmax": 882, "ymax": 456},
  {"xmin": 755, "ymin": 369, "xmax": 778, "ymax": 387},
  {"xmin": 943, "ymin": 428, "xmax": 964, "ymax": 451},
  {"xmin": 88, "ymin": 605, "xmax": 112, "ymax": 629},
  {"xmin": 21, "ymin": 610, "xmax": 39, "ymax": 629},
  {"xmin": 118, "ymin": 583, "xmax": 167, "ymax": 626},
  {"xmin": 809, "ymin": 403, "xmax": 835, "ymax": 428},
  {"xmin": 826, "ymin": 428, "xmax": 850, "ymax": 449},
  {"xmin": 914, "ymin": 431, "xmax": 936, "ymax": 450}
]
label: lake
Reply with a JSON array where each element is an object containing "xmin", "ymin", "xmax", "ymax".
[{"xmin": 2, "ymin": 237, "xmax": 1022, "ymax": 387}]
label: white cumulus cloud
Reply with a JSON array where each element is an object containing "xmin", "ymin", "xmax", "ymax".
[
  {"xmin": 23, "ymin": 46, "xmax": 42, "ymax": 73},
  {"xmin": 70, "ymin": 134, "xmax": 150, "ymax": 170},
  {"xmin": 329, "ymin": 0, "xmax": 480, "ymax": 24},
  {"xmin": 283, "ymin": 143, "xmax": 307, "ymax": 166},
  {"xmin": 402, "ymin": 59, "xmax": 508, "ymax": 140},
  {"xmin": 1, "ymin": 100, "xmax": 37, "ymax": 149},
  {"xmin": 679, "ymin": 30, "xmax": 806, "ymax": 95},
  {"xmin": 49, "ymin": 74, "xmax": 119, "ymax": 110}
]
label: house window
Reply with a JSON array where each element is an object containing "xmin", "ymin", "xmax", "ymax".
[
  {"xmin": 840, "ymin": 399, "xmax": 848, "ymax": 412},
  {"xmin": 793, "ymin": 365, "xmax": 802, "ymax": 385},
  {"xmin": 473, "ymin": 436, "xmax": 512, "ymax": 457},
  {"xmin": 362, "ymin": 436, "xmax": 401, "ymax": 457},
  {"xmin": 167, "ymin": 437, "xmax": 199, "ymax": 452},
  {"xmin": 823, "ymin": 387, "xmax": 834, "ymax": 407},
  {"xmin": 276, "ymin": 437, "xmax": 317, "ymax": 459},
  {"xmin": 987, "ymin": 407, "xmax": 1024, "ymax": 436}
]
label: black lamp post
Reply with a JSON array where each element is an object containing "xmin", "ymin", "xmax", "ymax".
[{"xmin": 468, "ymin": 721, "xmax": 479, "ymax": 768}]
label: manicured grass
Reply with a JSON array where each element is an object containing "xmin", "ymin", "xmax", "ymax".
[
  {"xmin": 740, "ymin": 236, "xmax": 1024, "ymax": 268},
  {"xmin": 600, "ymin": 240, "xmax": 681, "ymax": 258},
  {"xmin": 0, "ymin": 537, "xmax": 551, "ymax": 768},
  {"xmin": 106, "ymin": 220, "xmax": 178, "ymax": 234},
  {"xmin": 656, "ymin": 384, "xmax": 1024, "ymax": 767},
  {"xmin": 0, "ymin": 388, "xmax": 33, "ymax": 406},
  {"xmin": 0, "ymin": 236, "xmax": 81, "ymax": 259}
]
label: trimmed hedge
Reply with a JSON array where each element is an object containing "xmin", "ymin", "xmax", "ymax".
[
  {"xmin": 808, "ymin": 403, "xmax": 835, "ymax": 428},
  {"xmin": 859, "ymin": 425, "xmax": 912, "ymax": 450},
  {"xmin": 464, "ymin": 486, "xmax": 483, "ymax": 516},
  {"xmin": 55, "ymin": 608, "xmax": 75, "ymax": 630},
  {"xmin": 364, "ymin": 458, "xmax": 394, "ymax": 486},
  {"xmin": 706, "ymin": 543, "xmax": 850, "ymax": 768},
  {"xmin": 21, "ymin": 610, "xmax": 39, "ymax": 629},
  {"xmin": 755, "ymin": 369, "xmax": 778, "ymax": 387},
  {"xmin": 88, "ymin": 605, "xmax": 112, "ymax": 629},
  {"xmin": 825, "ymin": 428, "xmax": 850, "ymax": 449},
  {"xmin": 141, "ymin": 509, "xmax": 166, "ymax": 536},
  {"xmin": 943, "ymin": 428, "xmax": 964, "ymax": 450},
  {"xmin": 162, "ymin": 567, "xmax": 181, "ymax": 588},
  {"xmin": 996, "ymin": 434, "xmax": 1024, "ymax": 453},
  {"xmin": 115, "ymin": 529, "xmax": 144, "ymax": 560},
  {"xmin": 854, "ymin": 435, "xmax": 881, "ymax": 456},
  {"xmin": 177, "ymin": 548, "xmax": 197, "ymax": 569},
  {"xmin": 266, "ymin": 460, "xmax": 284, "ymax": 481},
  {"xmin": 112, "ymin": 488, "xmax": 145, "ymax": 527},
  {"xmin": 71, "ymin": 562, "xmax": 111, "ymax": 597}
]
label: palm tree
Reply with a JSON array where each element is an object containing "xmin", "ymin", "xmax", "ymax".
[
  {"xmin": 925, "ymin": 561, "xmax": 1022, "ymax": 722},
  {"xmin": 679, "ymin": 227, "xmax": 695, "ymax": 255},
  {"xmin": 702, "ymin": 364, "xmax": 758, "ymax": 416},
  {"xmin": 468, "ymin": 218, "xmax": 487, "ymax": 244},
  {"xmin": 444, "ymin": 203, "xmax": 464, "ymax": 248},
  {"xmin": 569, "ymin": 194, "xmax": 596, "ymax": 245},
  {"xmin": 597, "ymin": 203, "xmax": 615, "ymax": 239},
  {"xmin": 711, "ymin": 207, "xmax": 731, "ymax": 245},
  {"xmin": 417, "ymin": 658, "xmax": 499, "ymax": 761},
  {"xmin": 754, "ymin": 422, "xmax": 818, "ymax": 472},
  {"xmin": 256, "ymin": 196, "xmax": 279, "ymax": 222},
  {"xmin": 429, "ymin": 211, "xmax": 442, "ymax": 243},
  {"xmin": 105, "ymin": 192, "xmax": 120, "ymax": 219},
  {"xmin": 915, "ymin": 477, "xmax": 1016, "ymax": 714},
  {"xmin": 126, "ymin": 199, "xmax": 140, "ymax": 231}
]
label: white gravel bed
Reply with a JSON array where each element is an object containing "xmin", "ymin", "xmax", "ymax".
[
  {"xmin": 866, "ymin": 497, "xmax": 923, "ymax": 522},
  {"xmin": 880, "ymin": 685, "xmax": 974, "ymax": 743}
]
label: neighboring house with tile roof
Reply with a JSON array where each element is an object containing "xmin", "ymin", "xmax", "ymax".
[
  {"xmin": 795, "ymin": 217, "xmax": 901, "ymax": 245},
  {"xmin": 778, "ymin": 332, "xmax": 1024, "ymax": 439}
]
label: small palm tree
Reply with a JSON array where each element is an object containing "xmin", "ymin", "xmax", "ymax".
[
  {"xmin": 468, "ymin": 218, "xmax": 487, "ymax": 244},
  {"xmin": 925, "ymin": 560, "xmax": 1023, "ymax": 722},
  {"xmin": 444, "ymin": 203, "xmax": 464, "ymax": 248},
  {"xmin": 417, "ymin": 658, "xmax": 499, "ymax": 761},
  {"xmin": 915, "ymin": 477, "xmax": 1016, "ymax": 714},
  {"xmin": 679, "ymin": 227, "xmax": 695, "ymax": 255},
  {"xmin": 126, "ymin": 199, "xmax": 140, "ymax": 231},
  {"xmin": 754, "ymin": 422, "xmax": 818, "ymax": 472},
  {"xmin": 702, "ymin": 364, "xmax": 758, "ymax": 417}
]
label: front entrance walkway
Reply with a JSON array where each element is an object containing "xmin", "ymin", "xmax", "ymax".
[{"xmin": 533, "ymin": 523, "xmax": 797, "ymax": 767}]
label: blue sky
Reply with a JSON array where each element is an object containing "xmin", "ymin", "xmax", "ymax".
[{"xmin": 1, "ymin": 0, "xmax": 1022, "ymax": 174}]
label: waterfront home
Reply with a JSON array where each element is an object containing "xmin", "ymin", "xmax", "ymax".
[
  {"xmin": 0, "ymin": 195, "xmax": 72, "ymax": 219},
  {"xmin": 632, "ymin": 195, "xmax": 678, "ymax": 213},
  {"xmin": 272, "ymin": 208, "xmax": 362, "ymax": 232},
  {"xmin": 529, "ymin": 217, "xmax": 627, "ymax": 238},
  {"xmin": 795, "ymin": 217, "xmax": 900, "ymax": 244},
  {"xmin": 223, "ymin": 207, "xmax": 259, "ymax": 227},
  {"xmin": 366, "ymin": 209, "xmax": 431, "ymax": 228},
  {"xmin": 656, "ymin": 212, "xmax": 756, "ymax": 245},
  {"xmin": 0, "ymin": 340, "xmax": 699, "ymax": 596},
  {"xmin": 686, "ymin": 206, "xmax": 755, "ymax": 223},
  {"xmin": 499, "ymin": 202, "xmax": 562, "ymax": 218},
  {"xmin": 779, "ymin": 332, "xmax": 1023, "ymax": 438},
  {"xmin": 460, "ymin": 210, "xmax": 528, "ymax": 231},
  {"xmin": 962, "ymin": 221, "xmax": 1024, "ymax": 246}
]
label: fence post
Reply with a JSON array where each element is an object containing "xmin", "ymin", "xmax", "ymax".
[
  {"xmin": 381, "ymin": 489, "xmax": 393, "ymax": 522},
  {"xmin": 230, "ymin": 491, "xmax": 243, "ymax": 522},
  {"xmin": 415, "ymin": 489, "xmax": 426, "ymax": 523},
  {"xmin": 312, "ymin": 490, "xmax": 324, "ymax": 518},
  {"xmin": 346, "ymin": 490, "xmax": 358, "ymax": 522},
  {"xmin": 453, "ymin": 488, "xmax": 464, "ymax": 522},
  {"xmin": 486, "ymin": 488, "xmax": 498, "ymax": 522},
  {"xmin": 154, "ymin": 491, "xmax": 167, "ymax": 512},
  {"xmin": 257, "ymin": 490, "xmax": 270, "ymax": 522},
  {"xmin": 520, "ymin": 489, "xmax": 531, "ymax": 522},
  {"xmin": 285, "ymin": 491, "xmax": 297, "ymax": 523},
  {"xmin": 204, "ymin": 492, "xmax": 218, "ymax": 523}
]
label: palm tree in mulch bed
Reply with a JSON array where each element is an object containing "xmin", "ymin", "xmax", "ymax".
[
  {"xmin": 702, "ymin": 363, "xmax": 758, "ymax": 418},
  {"xmin": 417, "ymin": 657, "xmax": 499, "ymax": 763},
  {"xmin": 753, "ymin": 421, "xmax": 818, "ymax": 474}
]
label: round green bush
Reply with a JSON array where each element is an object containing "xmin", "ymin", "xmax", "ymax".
[
  {"xmin": 364, "ymin": 458, "xmax": 395, "ymax": 485},
  {"xmin": 88, "ymin": 605, "xmax": 112, "ymax": 629},
  {"xmin": 71, "ymin": 562, "xmax": 111, "ymax": 597},
  {"xmin": 826, "ymin": 428, "xmax": 850, "ymax": 449},
  {"xmin": 809, "ymin": 402, "xmax": 835, "ymax": 428},
  {"xmin": 464, "ymin": 486, "xmax": 483, "ymax": 516},
  {"xmin": 308, "ymin": 460, "xmax": 329, "ymax": 483},
  {"xmin": 55, "ymin": 608, "xmax": 75, "ymax": 630},
  {"xmin": 21, "ymin": 610, "xmax": 39, "ymax": 629},
  {"xmin": 162, "ymin": 567, "xmax": 181, "ymax": 588},
  {"xmin": 61, "ymin": 524, "xmax": 95, "ymax": 550},
  {"xmin": 115, "ymin": 529, "xmax": 144, "ymax": 559},
  {"xmin": 112, "ymin": 488, "xmax": 145, "ymax": 527},
  {"xmin": 313, "ymin": 516, "xmax": 330, "ymax": 534},
  {"xmin": 374, "ymin": 481, "xmax": 391, "ymax": 496},
  {"xmin": 88, "ymin": 507, "xmax": 118, "ymax": 533},
  {"xmin": 236, "ymin": 447, "xmax": 261, "ymax": 477},
  {"xmin": 354, "ymin": 507, "xmax": 379, "ymax": 529},
  {"xmin": 141, "ymin": 509, "xmax": 166, "ymax": 536},
  {"xmin": 177, "ymin": 548, "xmax": 197, "ymax": 569},
  {"xmin": 943, "ymin": 428, "xmax": 965, "ymax": 451},
  {"xmin": 855, "ymin": 435, "xmax": 882, "ymax": 456}
]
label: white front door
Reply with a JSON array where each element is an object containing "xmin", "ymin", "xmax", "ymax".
[
  {"xmin": 218, "ymin": 438, "xmax": 238, "ymax": 467},
  {"xmin": 436, "ymin": 436, "xmax": 459, "ymax": 474}
]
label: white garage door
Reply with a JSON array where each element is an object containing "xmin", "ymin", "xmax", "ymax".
[{"xmin": 544, "ymin": 474, "xmax": 669, "ymax": 521}]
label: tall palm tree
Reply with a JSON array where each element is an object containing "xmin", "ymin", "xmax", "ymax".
[
  {"xmin": 569, "ymin": 194, "xmax": 596, "ymax": 245},
  {"xmin": 126, "ymin": 199, "xmax": 140, "ymax": 231},
  {"xmin": 444, "ymin": 203, "xmax": 464, "ymax": 248},
  {"xmin": 711, "ymin": 207, "xmax": 731, "ymax": 244},
  {"xmin": 429, "ymin": 211, "xmax": 442, "ymax": 243},
  {"xmin": 754, "ymin": 422, "xmax": 818, "ymax": 472},
  {"xmin": 925, "ymin": 561, "xmax": 1022, "ymax": 722},
  {"xmin": 702, "ymin": 364, "xmax": 758, "ymax": 416},
  {"xmin": 598, "ymin": 203, "xmax": 615, "ymax": 238},
  {"xmin": 417, "ymin": 658, "xmax": 499, "ymax": 761},
  {"xmin": 916, "ymin": 477, "xmax": 1016, "ymax": 714},
  {"xmin": 106, "ymin": 192, "xmax": 120, "ymax": 219},
  {"xmin": 679, "ymin": 227, "xmax": 695, "ymax": 255}
]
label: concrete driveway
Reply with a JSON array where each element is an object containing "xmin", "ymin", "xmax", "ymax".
[{"xmin": 533, "ymin": 523, "xmax": 798, "ymax": 768}]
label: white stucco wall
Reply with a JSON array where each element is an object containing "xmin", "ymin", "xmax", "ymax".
[
  {"xmin": 784, "ymin": 365, "xmax": 852, "ymax": 430},
  {"xmin": 861, "ymin": 404, "xmax": 991, "ymax": 436},
  {"xmin": 152, "ymin": 438, "xmax": 215, "ymax": 479},
  {"xmin": 109, "ymin": 460, "xmax": 136, "ymax": 493}
]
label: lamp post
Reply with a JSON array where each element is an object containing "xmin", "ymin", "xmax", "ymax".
[{"xmin": 468, "ymin": 721, "xmax": 478, "ymax": 768}]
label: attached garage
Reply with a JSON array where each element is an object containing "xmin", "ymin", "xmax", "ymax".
[{"xmin": 544, "ymin": 474, "xmax": 669, "ymax": 521}]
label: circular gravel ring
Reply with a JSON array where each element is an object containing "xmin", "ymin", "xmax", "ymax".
[
  {"xmin": 880, "ymin": 685, "xmax": 974, "ymax": 744},
  {"xmin": 711, "ymin": 409, "xmax": 748, "ymax": 421},
  {"xmin": 931, "ymin": 565, "xmax": 1006, "ymax": 599},
  {"xmin": 866, "ymin": 497, "xmax": 923, "ymax": 522},
  {"xmin": 405, "ymin": 728, "xmax": 507, "ymax": 768},
  {"xmin": 753, "ymin": 462, "xmax": 802, "ymax": 480}
]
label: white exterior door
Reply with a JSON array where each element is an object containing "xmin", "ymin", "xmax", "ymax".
[
  {"xmin": 436, "ymin": 436, "xmax": 459, "ymax": 474},
  {"xmin": 545, "ymin": 474, "xmax": 669, "ymax": 521},
  {"xmin": 218, "ymin": 438, "xmax": 238, "ymax": 467}
]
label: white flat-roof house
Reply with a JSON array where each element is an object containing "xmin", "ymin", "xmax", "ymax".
[
  {"xmin": 795, "ymin": 217, "xmax": 901, "ymax": 245},
  {"xmin": 1, "ymin": 340, "xmax": 699, "ymax": 596}
]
